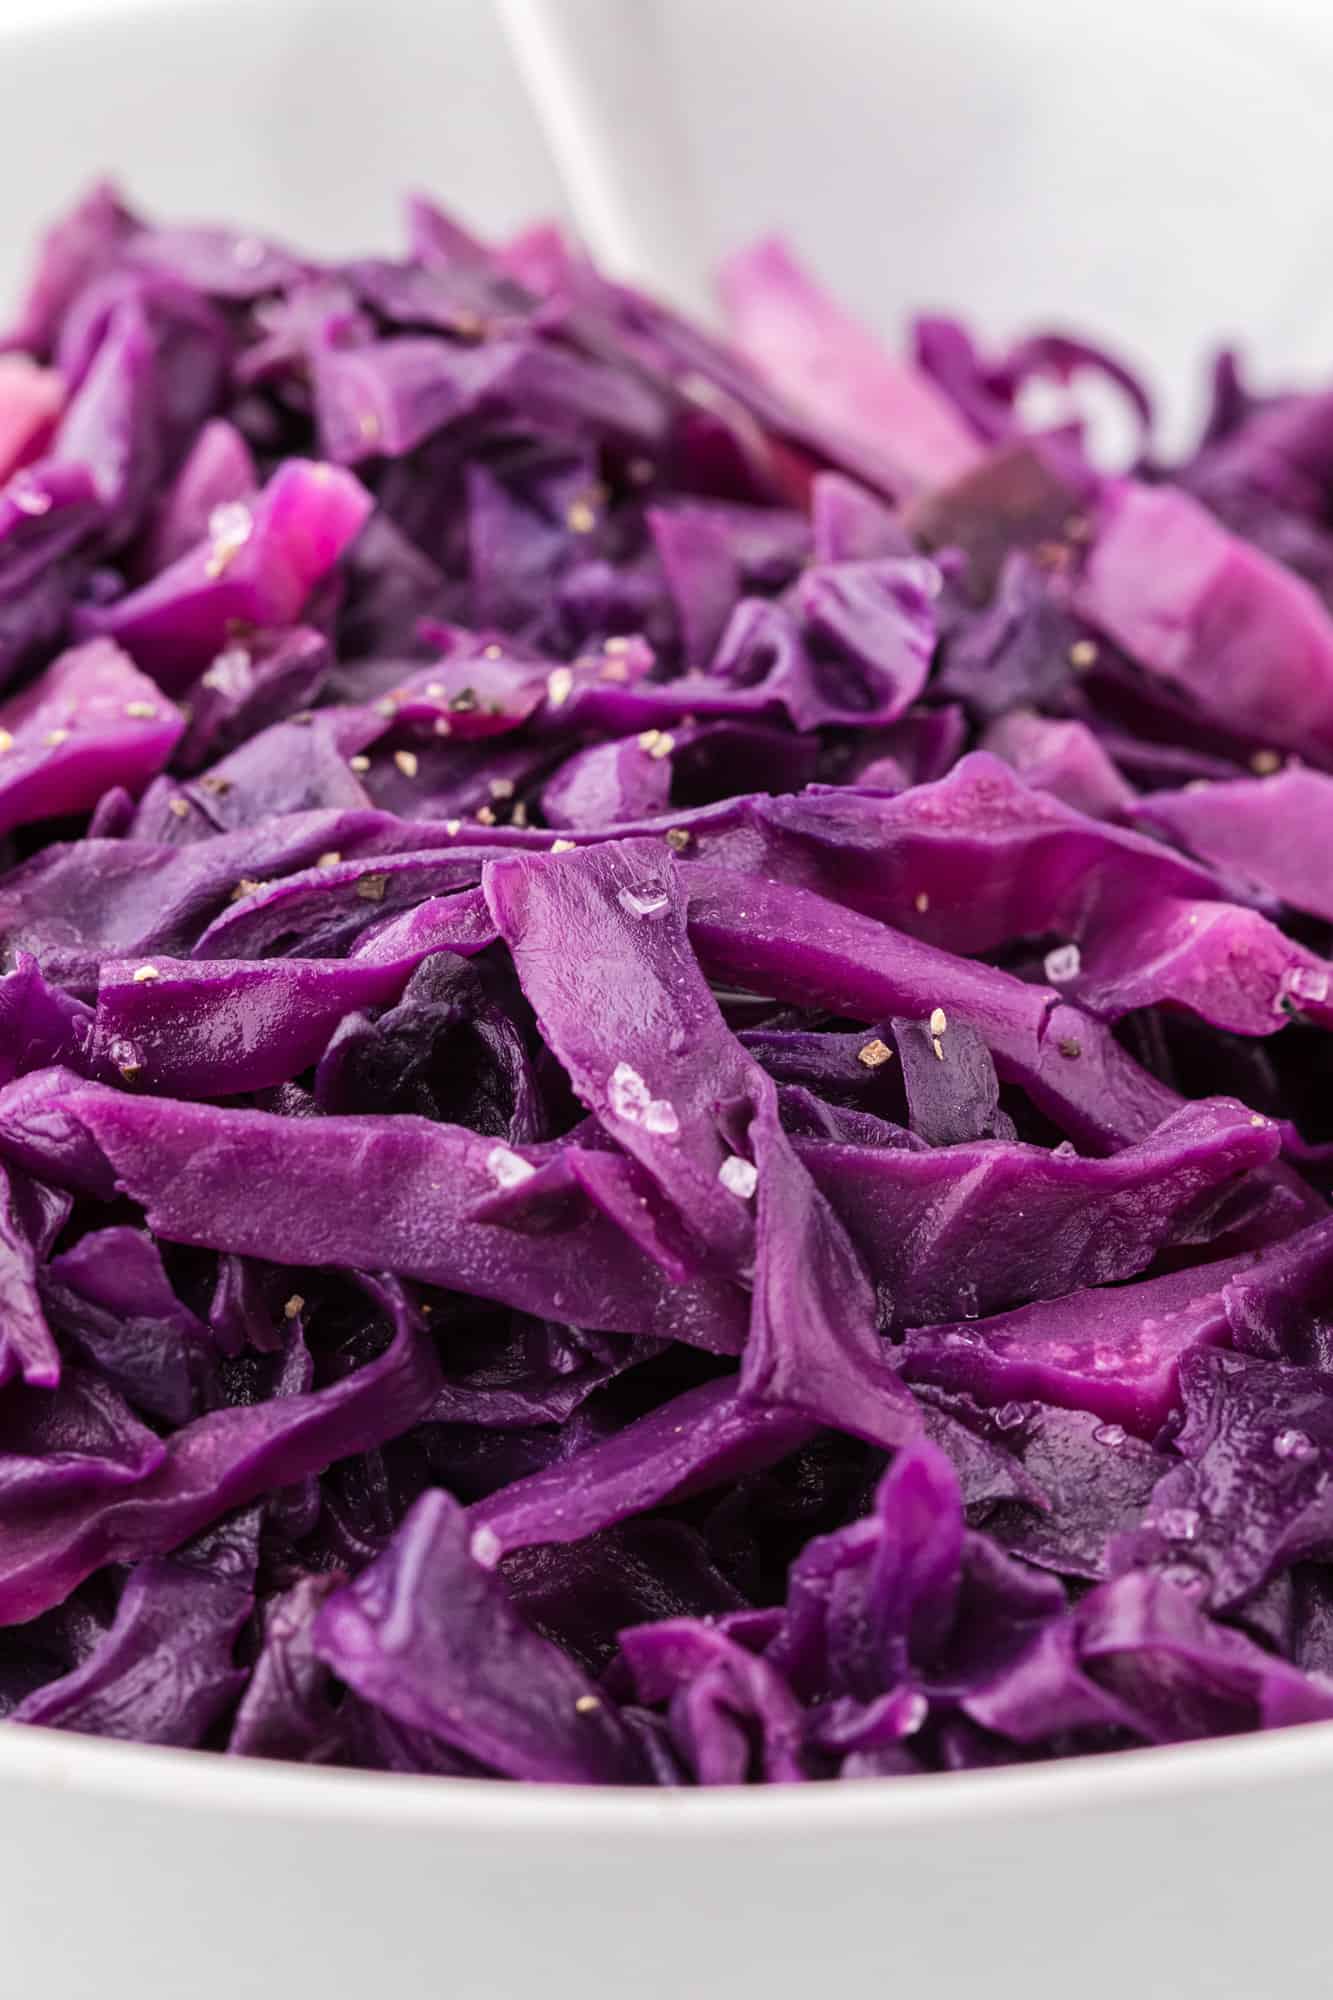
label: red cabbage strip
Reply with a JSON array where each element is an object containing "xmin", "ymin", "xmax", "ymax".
[
  {"xmin": 0, "ymin": 1075, "xmax": 747, "ymax": 1351},
  {"xmin": 1112, "ymin": 1340, "xmax": 1333, "ymax": 1610},
  {"xmin": 964, "ymin": 1570, "xmax": 1333, "ymax": 1746},
  {"xmin": 192, "ymin": 849, "xmax": 496, "ymax": 958},
  {"xmin": 0, "ymin": 1364, "xmax": 163, "ymax": 1504},
  {"xmin": 0, "ymin": 1161, "xmax": 66, "ymax": 1387},
  {"xmin": 484, "ymin": 840, "xmax": 757, "ymax": 1264},
  {"xmin": 738, "ymin": 754, "xmax": 1223, "ymax": 948},
  {"xmin": 1076, "ymin": 479, "xmax": 1333, "ymax": 763},
  {"xmin": 1134, "ymin": 765, "xmax": 1333, "ymax": 926},
  {"xmin": 469, "ymin": 1378, "xmax": 815, "ymax": 1564},
  {"xmin": 77, "ymin": 459, "xmax": 373, "ymax": 690},
  {"xmin": 484, "ymin": 839, "xmax": 916, "ymax": 1444},
  {"xmin": 91, "ymin": 893, "xmax": 493, "ymax": 1097},
  {"xmin": 0, "ymin": 810, "xmax": 469, "ymax": 996},
  {"xmin": 0, "ymin": 1301, "xmax": 439, "ymax": 1624},
  {"xmin": 1066, "ymin": 895, "xmax": 1333, "ymax": 1035},
  {"xmin": 0, "ymin": 637, "xmax": 180, "ymax": 835},
  {"xmin": 903, "ymin": 1257, "xmax": 1246, "ymax": 1439},
  {"xmin": 313, "ymin": 1489, "xmax": 649, "ymax": 1785},
  {"xmin": 797, "ymin": 1099, "xmax": 1279, "ymax": 1329},
  {"xmin": 683, "ymin": 864, "xmax": 1180, "ymax": 1150},
  {"xmin": 740, "ymin": 1079, "xmax": 918, "ymax": 1446},
  {"xmin": 717, "ymin": 238, "xmax": 981, "ymax": 494},
  {"xmin": 12, "ymin": 1513, "xmax": 256, "ymax": 1745}
]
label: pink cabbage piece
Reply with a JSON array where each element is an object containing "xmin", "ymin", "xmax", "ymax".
[
  {"xmin": 1133, "ymin": 764, "xmax": 1333, "ymax": 925},
  {"xmin": 982, "ymin": 710, "xmax": 1137, "ymax": 821},
  {"xmin": 0, "ymin": 636, "xmax": 181, "ymax": 835},
  {"xmin": 78, "ymin": 458, "xmax": 373, "ymax": 690},
  {"xmin": 0, "ymin": 354, "xmax": 64, "ymax": 481},
  {"xmin": 140, "ymin": 416, "xmax": 256, "ymax": 575},
  {"xmin": 1077, "ymin": 478, "xmax": 1333, "ymax": 763},
  {"xmin": 718, "ymin": 238, "xmax": 981, "ymax": 495}
]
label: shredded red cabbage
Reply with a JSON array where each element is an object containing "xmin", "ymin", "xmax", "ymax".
[{"xmin": 2, "ymin": 184, "xmax": 1333, "ymax": 1784}]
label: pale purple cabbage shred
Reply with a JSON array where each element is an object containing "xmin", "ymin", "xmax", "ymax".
[{"xmin": 4, "ymin": 185, "xmax": 1333, "ymax": 1785}]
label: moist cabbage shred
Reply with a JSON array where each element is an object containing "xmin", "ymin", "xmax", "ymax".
[{"xmin": 2, "ymin": 184, "xmax": 1333, "ymax": 1783}]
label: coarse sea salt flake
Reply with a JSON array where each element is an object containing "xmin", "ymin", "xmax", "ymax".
[
  {"xmin": 486, "ymin": 1146, "xmax": 535, "ymax": 1191},
  {"xmin": 718, "ymin": 1155, "xmax": 758, "ymax": 1199},
  {"xmin": 609, "ymin": 1061, "xmax": 679, "ymax": 1137},
  {"xmin": 1044, "ymin": 943, "xmax": 1082, "ymax": 984}
]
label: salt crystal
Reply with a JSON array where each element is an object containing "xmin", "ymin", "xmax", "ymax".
[
  {"xmin": 487, "ymin": 1146, "xmax": 535, "ymax": 1191},
  {"xmin": 9, "ymin": 476, "xmax": 51, "ymax": 517},
  {"xmin": 718, "ymin": 1155, "xmax": 759, "ymax": 1200},
  {"xmin": 1288, "ymin": 965, "xmax": 1330, "ymax": 1006},
  {"xmin": 470, "ymin": 1525, "xmax": 502, "ymax": 1569},
  {"xmin": 617, "ymin": 882, "xmax": 670, "ymax": 920},
  {"xmin": 898, "ymin": 1691, "xmax": 929, "ymax": 1735},
  {"xmin": 609, "ymin": 1060, "xmax": 679, "ymax": 1137},
  {"xmin": 1044, "ymin": 943, "xmax": 1082, "ymax": 984},
  {"xmin": 208, "ymin": 500, "xmax": 252, "ymax": 548}
]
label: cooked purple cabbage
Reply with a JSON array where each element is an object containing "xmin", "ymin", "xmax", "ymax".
[{"xmin": 2, "ymin": 183, "xmax": 1333, "ymax": 1784}]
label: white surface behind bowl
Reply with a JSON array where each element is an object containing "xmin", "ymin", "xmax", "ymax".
[
  {"xmin": 0, "ymin": 4, "xmax": 1332, "ymax": 1995},
  {"xmin": 0, "ymin": 0, "xmax": 569, "ymax": 297}
]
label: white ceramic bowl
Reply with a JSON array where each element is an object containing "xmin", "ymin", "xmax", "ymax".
[
  {"xmin": 6, "ymin": 1720, "xmax": 1333, "ymax": 1999},
  {"xmin": 3, "ymin": 4, "xmax": 1333, "ymax": 1995}
]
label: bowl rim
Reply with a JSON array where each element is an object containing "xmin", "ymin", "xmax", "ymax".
[{"xmin": 2, "ymin": 1718, "xmax": 1332, "ymax": 1836}]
